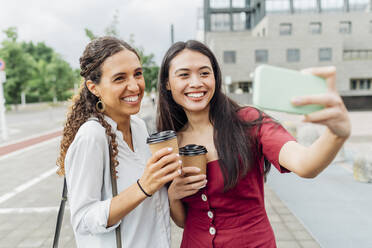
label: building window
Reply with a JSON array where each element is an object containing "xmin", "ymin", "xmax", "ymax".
[
  {"xmin": 309, "ymin": 22, "xmax": 322, "ymax": 34},
  {"xmin": 210, "ymin": 0, "xmax": 230, "ymax": 8},
  {"xmin": 287, "ymin": 49, "xmax": 300, "ymax": 62},
  {"xmin": 359, "ymin": 79, "xmax": 371, "ymax": 90},
  {"xmin": 223, "ymin": 51, "xmax": 236, "ymax": 64},
  {"xmin": 280, "ymin": 23, "xmax": 292, "ymax": 35},
  {"xmin": 211, "ymin": 13, "xmax": 230, "ymax": 31},
  {"xmin": 255, "ymin": 50, "xmax": 268, "ymax": 63},
  {"xmin": 351, "ymin": 80, "xmax": 357, "ymax": 90},
  {"xmin": 266, "ymin": 0, "xmax": 290, "ymax": 13},
  {"xmin": 349, "ymin": 0, "xmax": 369, "ymax": 11},
  {"xmin": 343, "ymin": 50, "xmax": 372, "ymax": 60},
  {"xmin": 319, "ymin": 48, "xmax": 332, "ymax": 61},
  {"xmin": 321, "ymin": 0, "xmax": 344, "ymax": 12},
  {"xmin": 339, "ymin": 21, "xmax": 352, "ymax": 34},
  {"xmin": 293, "ymin": 0, "xmax": 317, "ymax": 12},
  {"xmin": 350, "ymin": 79, "xmax": 372, "ymax": 90},
  {"xmin": 232, "ymin": 0, "xmax": 246, "ymax": 8},
  {"xmin": 238, "ymin": 82, "xmax": 252, "ymax": 93},
  {"xmin": 233, "ymin": 12, "xmax": 246, "ymax": 31}
]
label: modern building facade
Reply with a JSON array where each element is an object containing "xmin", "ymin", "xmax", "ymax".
[{"xmin": 202, "ymin": 0, "xmax": 372, "ymax": 109}]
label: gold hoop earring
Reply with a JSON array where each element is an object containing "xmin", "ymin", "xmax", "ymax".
[{"xmin": 96, "ymin": 98, "xmax": 105, "ymax": 113}]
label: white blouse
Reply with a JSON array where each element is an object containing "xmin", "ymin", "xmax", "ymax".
[{"xmin": 64, "ymin": 115, "xmax": 171, "ymax": 248}]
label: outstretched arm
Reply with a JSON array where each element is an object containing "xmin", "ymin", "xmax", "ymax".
[{"xmin": 278, "ymin": 66, "xmax": 351, "ymax": 178}]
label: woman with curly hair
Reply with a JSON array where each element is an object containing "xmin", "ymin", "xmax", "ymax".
[
  {"xmin": 57, "ymin": 36, "xmax": 180, "ymax": 247},
  {"xmin": 156, "ymin": 40, "xmax": 350, "ymax": 247}
]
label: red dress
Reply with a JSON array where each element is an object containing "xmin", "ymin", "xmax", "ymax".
[{"xmin": 180, "ymin": 107, "xmax": 296, "ymax": 248}]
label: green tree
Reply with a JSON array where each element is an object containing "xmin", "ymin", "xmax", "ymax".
[
  {"xmin": 49, "ymin": 55, "xmax": 77, "ymax": 101},
  {"xmin": 104, "ymin": 10, "xmax": 120, "ymax": 37},
  {"xmin": 27, "ymin": 59, "xmax": 52, "ymax": 102},
  {"xmin": 3, "ymin": 27, "xmax": 18, "ymax": 42},
  {"xmin": 84, "ymin": 12, "xmax": 159, "ymax": 92},
  {"xmin": 22, "ymin": 41, "xmax": 54, "ymax": 63},
  {"xmin": 84, "ymin": 28, "xmax": 97, "ymax": 41},
  {"xmin": 0, "ymin": 27, "xmax": 36, "ymax": 105},
  {"xmin": 0, "ymin": 27, "xmax": 79, "ymax": 104},
  {"xmin": 27, "ymin": 54, "xmax": 78, "ymax": 102},
  {"xmin": 137, "ymin": 49, "xmax": 159, "ymax": 92}
]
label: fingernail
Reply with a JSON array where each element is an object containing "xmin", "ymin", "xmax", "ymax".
[
  {"xmin": 196, "ymin": 168, "xmax": 201, "ymax": 172},
  {"xmin": 177, "ymin": 169, "xmax": 182, "ymax": 175},
  {"xmin": 167, "ymin": 147, "xmax": 173, "ymax": 151},
  {"xmin": 179, "ymin": 160, "xmax": 182, "ymax": 164},
  {"xmin": 176, "ymin": 153, "xmax": 180, "ymax": 157},
  {"xmin": 199, "ymin": 185, "xmax": 206, "ymax": 189},
  {"xmin": 291, "ymin": 97, "xmax": 302, "ymax": 104}
]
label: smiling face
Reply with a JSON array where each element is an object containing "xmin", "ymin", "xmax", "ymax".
[
  {"xmin": 88, "ymin": 49, "xmax": 145, "ymax": 121},
  {"xmin": 167, "ymin": 49, "xmax": 215, "ymax": 114}
]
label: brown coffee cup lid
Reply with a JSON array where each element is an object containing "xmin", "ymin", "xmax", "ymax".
[
  {"xmin": 147, "ymin": 130, "xmax": 177, "ymax": 144},
  {"xmin": 179, "ymin": 144, "xmax": 208, "ymax": 156}
]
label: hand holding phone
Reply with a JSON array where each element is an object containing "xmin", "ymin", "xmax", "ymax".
[
  {"xmin": 253, "ymin": 65, "xmax": 350, "ymax": 138},
  {"xmin": 253, "ymin": 65, "xmax": 328, "ymax": 115}
]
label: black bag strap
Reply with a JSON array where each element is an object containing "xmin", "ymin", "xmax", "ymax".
[
  {"xmin": 52, "ymin": 177, "xmax": 67, "ymax": 248},
  {"xmin": 53, "ymin": 143, "xmax": 122, "ymax": 248},
  {"xmin": 109, "ymin": 143, "xmax": 122, "ymax": 248}
]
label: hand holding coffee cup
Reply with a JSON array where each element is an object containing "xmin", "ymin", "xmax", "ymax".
[
  {"xmin": 168, "ymin": 166, "xmax": 208, "ymax": 201},
  {"xmin": 139, "ymin": 147, "xmax": 182, "ymax": 196},
  {"xmin": 168, "ymin": 144, "xmax": 209, "ymax": 200},
  {"xmin": 179, "ymin": 144, "xmax": 208, "ymax": 176},
  {"xmin": 146, "ymin": 130, "xmax": 179, "ymax": 155}
]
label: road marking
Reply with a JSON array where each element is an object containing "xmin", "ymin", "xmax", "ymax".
[
  {"xmin": 0, "ymin": 206, "xmax": 68, "ymax": 214},
  {"xmin": 0, "ymin": 136, "xmax": 60, "ymax": 161},
  {"xmin": 0, "ymin": 128, "xmax": 61, "ymax": 147},
  {"xmin": 335, "ymin": 162, "xmax": 353, "ymax": 173},
  {"xmin": 340, "ymin": 163, "xmax": 353, "ymax": 173},
  {"xmin": 0, "ymin": 168, "xmax": 56, "ymax": 205},
  {"xmin": 0, "ymin": 130, "xmax": 62, "ymax": 156}
]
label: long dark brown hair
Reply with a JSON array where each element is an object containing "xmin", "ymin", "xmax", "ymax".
[
  {"xmin": 156, "ymin": 40, "xmax": 272, "ymax": 191},
  {"xmin": 57, "ymin": 36, "xmax": 140, "ymax": 176}
]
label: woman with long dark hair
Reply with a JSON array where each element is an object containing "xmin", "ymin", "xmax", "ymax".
[
  {"xmin": 57, "ymin": 36, "xmax": 180, "ymax": 247},
  {"xmin": 157, "ymin": 40, "xmax": 350, "ymax": 247}
]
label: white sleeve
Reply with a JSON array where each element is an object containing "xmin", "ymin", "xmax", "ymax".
[{"xmin": 65, "ymin": 130, "xmax": 121, "ymax": 235}]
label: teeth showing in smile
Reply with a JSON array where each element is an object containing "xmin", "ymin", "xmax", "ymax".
[
  {"xmin": 122, "ymin": 95, "xmax": 139, "ymax": 102},
  {"xmin": 186, "ymin": 92, "xmax": 205, "ymax": 98}
]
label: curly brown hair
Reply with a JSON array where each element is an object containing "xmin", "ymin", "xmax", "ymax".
[{"xmin": 56, "ymin": 36, "xmax": 140, "ymax": 176}]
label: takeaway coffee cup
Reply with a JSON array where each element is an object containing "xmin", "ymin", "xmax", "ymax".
[
  {"xmin": 179, "ymin": 144, "xmax": 208, "ymax": 176},
  {"xmin": 146, "ymin": 130, "xmax": 179, "ymax": 155}
]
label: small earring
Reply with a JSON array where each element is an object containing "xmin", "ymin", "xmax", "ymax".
[{"xmin": 96, "ymin": 98, "xmax": 105, "ymax": 113}]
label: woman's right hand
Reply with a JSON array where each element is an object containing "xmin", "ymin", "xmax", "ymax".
[
  {"xmin": 168, "ymin": 167, "xmax": 207, "ymax": 202},
  {"xmin": 139, "ymin": 147, "xmax": 181, "ymax": 195}
]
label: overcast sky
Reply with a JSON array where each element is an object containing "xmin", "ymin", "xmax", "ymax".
[{"xmin": 0, "ymin": 0, "xmax": 203, "ymax": 68}]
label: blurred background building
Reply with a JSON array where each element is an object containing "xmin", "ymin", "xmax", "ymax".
[{"xmin": 198, "ymin": 0, "xmax": 372, "ymax": 110}]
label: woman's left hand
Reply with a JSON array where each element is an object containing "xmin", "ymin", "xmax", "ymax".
[
  {"xmin": 291, "ymin": 66, "xmax": 351, "ymax": 139},
  {"xmin": 168, "ymin": 167, "xmax": 207, "ymax": 202}
]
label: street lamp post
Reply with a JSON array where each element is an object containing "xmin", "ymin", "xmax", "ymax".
[{"xmin": 0, "ymin": 58, "xmax": 8, "ymax": 140}]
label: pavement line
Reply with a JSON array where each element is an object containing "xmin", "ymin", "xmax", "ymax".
[
  {"xmin": 0, "ymin": 206, "xmax": 67, "ymax": 214},
  {"xmin": 0, "ymin": 130, "xmax": 62, "ymax": 156},
  {"xmin": 339, "ymin": 163, "xmax": 353, "ymax": 173},
  {"xmin": 0, "ymin": 128, "xmax": 62, "ymax": 147},
  {"xmin": 0, "ymin": 136, "xmax": 60, "ymax": 161},
  {"xmin": 0, "ymin": 168, "xmax": 56, "ymax": 205}
]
